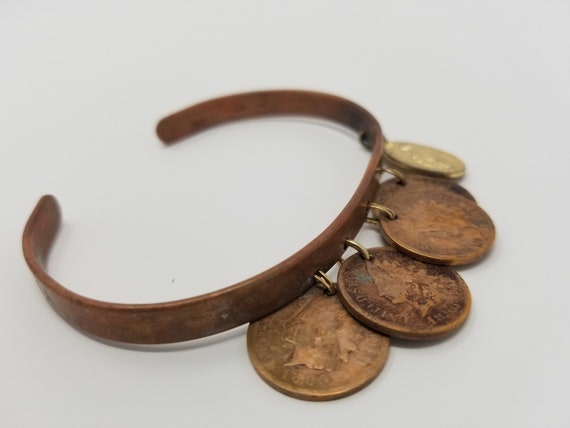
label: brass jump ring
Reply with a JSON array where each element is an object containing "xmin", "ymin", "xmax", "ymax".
[
  {"xmin": 375, "ymin": 166, "xmax": 406, "ymax": 184},
  {"xmin": 367, "ymin": 202, "xmax": 398, "ymax": 221},
  {"xmin": 313, "ymin": 270, "xmax": 337, "ymax": 296},
  {"xmin": 382, "ymin": 167, "xmax": 406, "ymax": 184},
  {"xmin": 344, "ymin": 239, "xmax": 371, "ymax": 260},
  {"xmin": 365, "ymin": 217, "xmax": 380, "ymax": 226}
]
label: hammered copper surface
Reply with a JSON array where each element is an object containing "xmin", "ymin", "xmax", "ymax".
[
  {"xmin": 379, "ymin": 186, "xmax": 495, "ymax": 265},
  {"xmin": 247, "ymin": 287, "xmax": 390, "ymax": 401},
  {"xmin": 337, "ymin": 247, "xmax": 471, "ymax": 340},
  {"xmin": 384, "ymin": 141, "xmax": 465, "ymax": 179},
  {"xmin": 376, "ymin": 175, "xmax": 475, "ymax": 206}
]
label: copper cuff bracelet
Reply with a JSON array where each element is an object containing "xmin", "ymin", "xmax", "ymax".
[{"xmin": 22, "ymin": 90, "xmax": 384, "ymax": 344}]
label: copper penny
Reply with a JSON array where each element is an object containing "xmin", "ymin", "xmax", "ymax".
[
  {"xmin": 384, "ymin": 141, "xmax": 466, "ymax": 179},
  {"xmin": 247, "ymin": 287, "xmax": 390, "ymax": 401},
  {"xmin": 376, "ymin": 175, "xmax": 475, "ymax": 205},
  {"xmin": 378, "ymin": 186, "xmax": 495, "ymax": 265},
  {"xmin": 337, "ymin": 247, "xmax": 471, "ymax": 340}
]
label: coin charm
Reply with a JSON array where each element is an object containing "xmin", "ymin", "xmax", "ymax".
[
  {"xmin": 247, "ymin": 287, "xmax": 390, "ymax": 401},
  {"xmin": 376, "ymin": 175, "xmax": 476, "ymax": 205},
  {"xmin": 337, "ymin": 247, "xmax": 471, "ymax": 340},
  {"xmin": 384, "ymin": 141, "xmax": 466, "ymax": 180},
  {"xmin": 376, "ymin": 184, "xmax": 495, "ymax": 265}
]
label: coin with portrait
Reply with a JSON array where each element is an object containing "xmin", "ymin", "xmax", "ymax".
[
  {"xmin": 337, "ymin": 247, "xmax": 471, "ymax": 340},
  {"xmin": 247, "ymin": 287, "xmax": 390, "ymax": 401}
]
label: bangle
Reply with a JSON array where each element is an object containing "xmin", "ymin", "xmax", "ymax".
[{"xmin": 22, "ymin": 90, "xmax": 384, "ymax": 344}]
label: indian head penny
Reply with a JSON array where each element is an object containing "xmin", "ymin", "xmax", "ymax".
[
  {"xmin": 384, "ymin": 141, "xmax": 466, "ymax": 179},
  {"xmin": 378, "ymin": 186, "xmax": 495, "ymax": 265},
  {"xmin": 247, "ymin": 287, "xmax": 390, "ymax": 401},
  {"xmin": 337, "ymin": 247, "xmax": 471, "ymax": 340}
]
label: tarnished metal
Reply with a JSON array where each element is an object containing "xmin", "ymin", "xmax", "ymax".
[
  {"xmin": 378, "ymin": 183, "xmax": 495, "ymax": 265},
  {"xmin": 22, "ymin": 90, "xmax": 385, "ymax": 344},
  {"xmin": 337, "ymin": 247, "xmax": 471, "ymax": 340},
  {"xmin": 247, "ymin": 287, "xmax": 390, "ymax": 401}
]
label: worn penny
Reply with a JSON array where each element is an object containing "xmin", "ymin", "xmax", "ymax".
[
  {"xmin": 247, "ymin": 287, "xmax": 390, "ymax": 401},
  {"xmin": 378, "ymin": 186, "xmax": 495, "ymax": 265},
  {"xmin": 337, "ymin": 247, "xmax": 471, "ymax": 340},
  {"xmin": 376, "ymin": 175, "xmax": 475, "ymax": 205},
  {"xmin": 384, "ymin": 141, "xmax": 466, "ymax": 179}
]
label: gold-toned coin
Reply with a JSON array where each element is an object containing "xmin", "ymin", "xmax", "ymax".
[
  {"xmin": 247, "ymin": 287, "xmax": 390, "ymax": 401},
  {"xmin": 376, "ymin": 175, "xmax": 475, "ymax": 205},
  {"xmin": 384, "ymin": 141, "xmax": 466, "ymax": 180},
  {"xmin": 378, "ymin": 186, "xmax": 495, "ymax": 265},
  {"xmin": 337, "ymin": 247, "xmax": 471, "ymax": 340}
]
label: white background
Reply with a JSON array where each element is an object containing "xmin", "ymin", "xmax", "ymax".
[{"xmin": 1, "ymin": 1, "xmax": 569, "ymax": 427}]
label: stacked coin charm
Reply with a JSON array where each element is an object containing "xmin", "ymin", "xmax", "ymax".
[
  {"xmin": 376, "ymin": 141, "xmax": 495, "ymax": 266},
  {"xmin": 247, "ymin": 140, "xmax": 495, "ymax": 400}
]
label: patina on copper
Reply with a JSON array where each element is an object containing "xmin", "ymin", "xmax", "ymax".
[
  {"xmin": 247, "ymin": 287, "xmax": 390, "ymax": 401},
  {"xmin": 378, "ymin": 183, "xmax": 495, "ymax": 265},
  {"xmin": 337, "ymin": 247, "xmax": 471, "ymax": 340},
  {"xmin": 22, "ymin": 90, "xmax": 385, "ymax": 344}
]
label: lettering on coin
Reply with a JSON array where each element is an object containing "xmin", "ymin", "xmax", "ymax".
[{"xmin": 337, "ymin": 247, "xmax": 471, "ymax": 340}]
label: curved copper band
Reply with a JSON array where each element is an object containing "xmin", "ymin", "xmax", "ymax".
[{"xmin": 22, "ymin": 90, "xmax": 384, "ymax": 344}]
